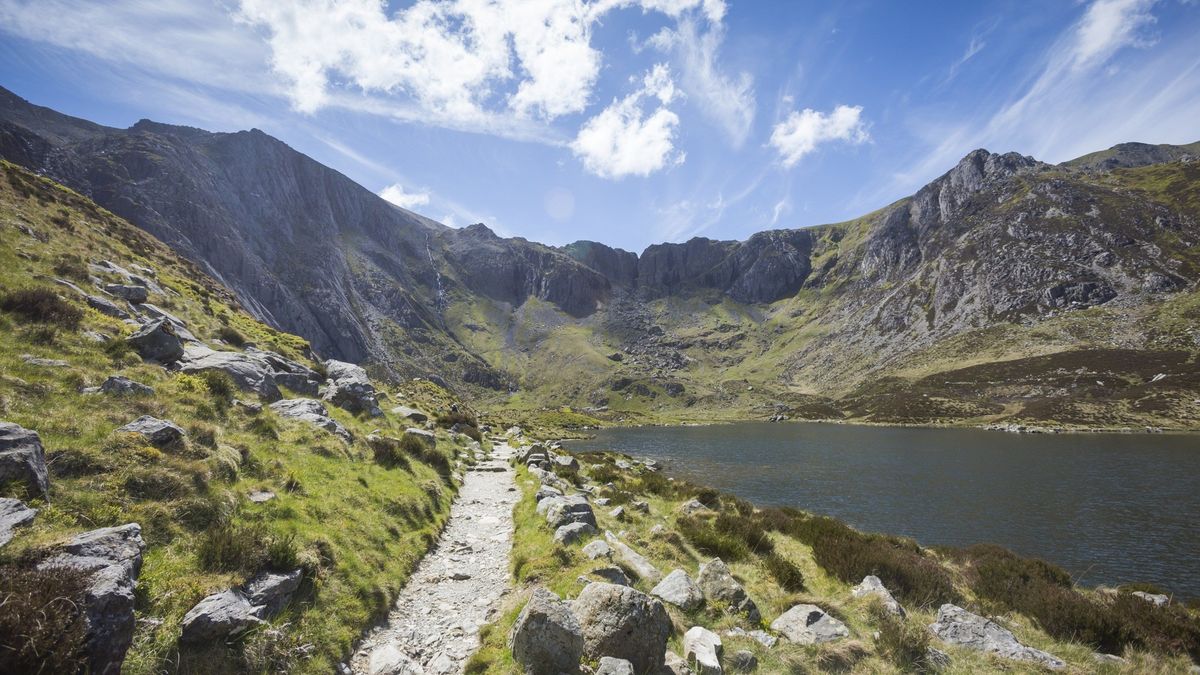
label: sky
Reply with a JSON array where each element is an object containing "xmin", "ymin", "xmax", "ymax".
[{"xmin": 1, "ymin": 0, "xmax": 1198, "ymax": 253}]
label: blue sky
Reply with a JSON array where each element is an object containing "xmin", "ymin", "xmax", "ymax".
[{"xmin": 1, "ymin": 0, "xmax": 1198, "ymax": 252}]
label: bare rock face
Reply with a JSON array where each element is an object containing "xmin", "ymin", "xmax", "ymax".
[
  {"xmin": 38, "ymin": 523, "xmax": 146, "ymax": 675},
  {"xmin": 572, "ymin": 582, "xmax": 671, "ymax": 674},
  {"xmin": 0, "ymin": 421, "xmax": 49, "ymax": 498},
  {"xmin": 697, "ymin": 558, "xmax": 759, "ymax": 623},
  {"xmin": 929, "ymin": 603, "xmax": 1065, "ymax": 670},
  {"xmin": 509, "ymin": 587, "xmax": 584, "ymax": 675}
]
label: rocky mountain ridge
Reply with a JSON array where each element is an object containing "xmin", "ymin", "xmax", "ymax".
[{"xmin": 3, "ymin": 85, "xmax": 1199, "ymax": 427}]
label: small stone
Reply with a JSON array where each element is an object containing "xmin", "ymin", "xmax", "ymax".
[
  {"xmin": 1132, "ymin": 591, "xmax": 1170, "ymax": 607},
  {"xmin": 697, "ymin": 558, "xmax": 759, "ymax": 623},
  {"xmin": 851, "ymin": 575, "xmax": 905, "ymax": 617},
  {"xmin": 117, "ymin": 416, "xmax": 186, "ymax": 448},
  {"xmin": 20, "ymin": 354, "xmax": 68, "ymax": 367},
  {"xmin": 596, "ymin": 656, "xmax": 635, "ymax": 675},
  {"xmin": 97, "ymin": 375, "xmax": 154, "ymax": 396},
  {"xmin": 247, "ymin": 489, "xmax": 275, "ymax": 503},
  {"xmin": 582, "ymin": 539, "xmax": 612, "ymax": 560},
  {"xmin": 724, "ymin": 627, "xmax": 777, "ymax": 649},
  {"xmin": 0, "ymin": 421, "xmax": 49, "ymax": 498},
  {"xmin": 684, "ymin": 626, "xmax": 723, "ymax": 675}
]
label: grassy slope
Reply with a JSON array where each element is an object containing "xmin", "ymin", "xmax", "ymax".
[
  {"xmin": 0, "ymin": 162, "xmax": 473, "ymax": 673},
  {"xmin": 469, "ymin": 450, "xmax": 1200, "ymax": 674}
]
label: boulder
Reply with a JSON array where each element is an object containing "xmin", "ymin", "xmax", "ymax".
[
  {"xmin": 553, "ymin": 454, "xmax": 580, "ymax": 471},
  {"xmin": 684, "ymin": 626, "xmax": 724, "ymax": 675},
  {"xmin": 555, "ymin": 521, "xmax": 598, "ymax": 545},
  {"xmin": 180, "ymin": 589, "xmax": 262, "ymax": 643},
  {"xmin": 321, "ymin": 359, "xmax": 383, "ymax": 417},
  {"xmin": 97, "ymin": 375, "xmax": 154, "ymax": 396},
  {"xmin": 679, "ymin": 499, "xmax": 712, "ymax": 515},
  {"xmin": 652, "ymin": 569, "xmax": 704, "ymax": 612},
  {"xmin": 135, "ymin": 303, "xmax": 197, "ymax": 341},
  {"xmin": 609, "ymin": 505, "xmax": 627, "ymax": 520},
  {"xmin": 0, "ymin": 421, "xmax": 49, "ymax": 498},
  {"xmin": 573, "ymin": 582, "xmax": 671, "ymax": 673},
  {"xmin": 770, "ymin": 604, "xmax": 849, "ymax": 645},
  {"xmin": 509, "ymin": 587, "xmax": 584, "ymax": 675},
  {"xmin": 604, "ymin": 531, "xmax": 661, "ymax": 583},
  {"xmin": 664, "ymin": 651, "xmax": 694, "ymax": 675},
  {"xmin": 535, "ymin": 485, "xmax": 563, "ymax": 503},
  {"xmin": 390, "ymin": 405, "xmax": 428, "ymax": 424},
  {"xmin": 1132, "ymin": 591, "xmax": 1170, "ymax": 607},
  {"xmin": 582, "ymin": 539, "xmax": 613, "ymax": 560},
  {"xmin": 269, "ymin": 399, "xmax": 352, "ymax": 442},
  {"xmin": 928, "ymin": 603, "xmax": 1065, "ymax": 670},
  {"xmin": 365, "ymin": 644, "xmax": 423, "ymax": 675},
  {"xmin": 851, "ymin": 575, "xmax": 905, "ymax": 617},
  {"xmin": 244, "ymin": 568, "xmax": 303, "ymax": 617},
  {"xmin": 0, "ymin": 497, "xmax": 37, "ymax": 547},
  {"xmin": 403, "ymin": 428, "xmax": 437, "ymax": 449},
  {"xmin": 86, "ymin": 294, "xmax": 131, "ymax": 319},
  {"xmin": 697, "ymin": 558, "xmax": 759, "ymax": 622},
  {"xmin": 103, "ymin": 283, "xmax": 148, "ymax": 304},
  {"xmin": 179, "ymin": 345, "xmax": 282, "ymax": 401},
  {"xmin": 545, "ymin": 495, "xmax": 598, "ymax": 529},
  {"xmin": 117, "ymin": 416, "xmax": 186, "ymax": 448},
  {"xmin": 243, "ymin": 347, "xmax": 322, "ymax": 394},
  {"xmin": 728, "ymin": 650, "xmax": 757, "ymax": 672},
  {"xmin": 38, "ymin": 524, "xmax": 145, "ymax": 675},
  {"xmin": 595, "ymin": 656, "xmax": 635, "ymax": 675},
  {"xmin": 125, "ymin": 318, "xmax": 184, "ymax": 363}
]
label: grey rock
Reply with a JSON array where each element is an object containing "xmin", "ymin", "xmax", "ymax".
[
  {"xmin": 125, "ymin": 318, "xmax": 184, "ymax": 363},
  {"xmin": 728, "ymin": 650, "xmax": 757, "ymax": 672},
  {"xmin": 179, "ymin": 344, "xmax": 282, "ymax": 401},
  {"xmin": 851, "ymin": 575, "xmax": 905, "ymax": 617},
  {"xmin": 365, "ymin": 644, "xmax": 423, "ymax": 675},
  {"xmin": 274, "ymin": 371, "xmax": 321, "ymax": 396},
  {"xmin": 631, "ymin": 500, "xmax": 650, "ymax": 513},
  {"xmin": 38, "ymin": 523, "xmax": 145, "ymax": 675},
  {"xmin": 509, "ymin": 587, "xmax": 584, "ymax": 675},
  {"xmin": 588, "ymin": 567, "xmax": 632, "ymax": 586},
  {"xmin": 535, "ymin": 485, "xmax": 563, "ymax": 503},
  {"xmin": 553, "ymin": 454, "xmax": 580, "ymax": 471},
  {"xmin": 926, "ymin": 646, "xmax": 951, "ymax": 669},
  {"xmin": 321, "ymin": 359, "xmax": 383, "ymax": 417},
  {"xmin": 1132, "ymin": 591, "xmax": 1170, "ymax": 607},
  {"xmin": 269, "ymin": 398, "xmax": 351, "ymax": 442},
  {"xmin": 770, "ymin": 604, "xmax": 849, "ymax": 645},
  {"xmin": 572, "ymin": 582, "xmax": 671, "ymax": 673},
  {"xmin": 117, "ymin": 415, "xmax": 186, "ymax": 448},
  {"xmin": 180, "ymin": 589, "xmax": 262, "ymax": 643},
  {"xmin": 1092, "ymin": 652, "xmax": 1127, "ymax": 666},
  {"xmin": 20, "ymin": 353, "xmax": 67, "ymax": 367},
  {"xmin": 545, "ymin": 495, "xmax": 598, "ymax": 529},
  {"xmin": 603, "ymin": 531, "xmax": 661, "ymax": 583},
  {"xmin": 135, "ymin": 303, "xmax": 196, "ymax": 341},
  {"xmin": 679, "ymin": 499, "xmax": 712, "ymax": 515},
  {"xmin": 582, "ymin": 539, "xmax": 612, "ymax": 560},
  {"xmin": 97, "ymin": 375, "xmax": 154, "ymax": 396},
  {"xmin": 248, "ymin": 489, "xmax": 275, "ymax": 503},
  {"xmin": 555, "ymin": 521, "xmax": 598, "ymax": 544},
  {"xmin": 652, "ymin": 569, "xmax": 704, "ymax": 612},
  {"xmin": 609, "ymin": 505, "xmax": 627, "ymax": 520},
  {"xmin": 403, "ymin": 427, "xmax": 437, "ymax": 449},
  {"xmin": 104, "ymin": 283, "xmax": 148, "ymax": 303},
  {"xmin": 595, "ymin": 656, "xmax": 635, "ymax": 675},
  {"xmin": 390, "ymin": 405, "xmax": 428, "ymax": 424},
  {"xmin": 684, "ymin": 626, "xmax": 723, "ymax": 675},
  {"xmin": 87, "ymin": 294, "xmax": 131, "ymax": 319},
  {"xmin": 0, "ymin": 421, "xmax": 49, "ymax": 498},
  {"xmin": 928, "ymin": 603, "xmax": 1065, "ymax": 670},
  {"xmin": 0, "ymin": 497, "xmax": 37, "ymax": 547},
  {"xmin": 594, "ymin": 497, "xmax": 611, "ymax": 506},
  {"xmin": 244, "ymin": 568, "xmax": 303, "ymax": 617},
  {"xmin": 724, "ymin": 627, "xmax": 777, "ymax": 649},
  {"xmin": 697, "ymin": 558, "xmax": 759, "ymax": 623},
  {"xmin": 664, "ymin": 651, "xmax": 694, "ymax": 675}
]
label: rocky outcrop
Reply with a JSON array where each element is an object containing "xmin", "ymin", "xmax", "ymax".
[
  {"xmin": 269, "ymin": 398, "xmax": 352, "ymax": 442},
  {"xmin": 697, "ymin": 558, "xmax": 759, "ymax": 623},
  {"xmin": 0, "ymin": 497, "xmax": 37, "ymax": 546},
  {"xmin": 125, "ymin": 318, "xmax": 184, "ymax": 363},
  {"xmin": 770, "ymin": 604, "xmax": 849, "ymax": 645},
  {"xmin": 179, "ymin": 344, "xmax": 282, "ymax": 401},
  {"xmin": 572, "ymin": 582, "xmax": 671, "ymax": 673},
  {"xmin": 554, "ymin": 521, "xmax": 598, "ymax": 544},
  {"xmin": 321, "ymin": 360, "xmax": 383, "ymax": 417},
  {"xmin": 38, "ymin": 523, "xmax": 146, "ymax": 675},
  {"xmin": 928, "ymin": 603, "xmax": 1065, "ymax": 670},
  {"xmin": 117, "ymin": 416, "xmax": 186, "ymax": 448},
  {"xmin": 652, "ymin": 568, "xmax": 704, "ymax": 612},
  {"xmin": 0, "ymin": 421, "xmax": 49, "ymax": 498},
  {"xmin": 509, "ymin": 587, "xmax": 584, "ymax": 675},
  {"xmin": 180, "ymin": 568, "xmax": 303, "ymax": 644},
  {"xmin": 541, "ymin": 494, "xmax": 597, "ymax": 530}
]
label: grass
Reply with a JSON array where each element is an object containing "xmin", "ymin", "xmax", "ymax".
[{"xmin": 0, "ymin": 161, "xmax": 464, "ymax": 673}]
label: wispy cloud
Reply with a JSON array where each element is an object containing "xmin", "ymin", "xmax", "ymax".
[{"xmin": 941, "ymin": 18, "xmax": 999, "ymax": 86}]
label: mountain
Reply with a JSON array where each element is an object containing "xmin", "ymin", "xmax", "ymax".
[{"xmin": 3, "ymin": 85, "xmax": 1199, "ymax": 429}]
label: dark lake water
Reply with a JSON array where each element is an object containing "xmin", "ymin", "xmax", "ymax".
[{"xmin": 568, "ymin": 422, "xmax": 1200, "ymax": 599}]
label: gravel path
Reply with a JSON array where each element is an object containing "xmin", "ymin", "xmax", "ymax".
[{"xmin": 351, "ymin": 442, "xmax": 519, "ymax": 675}]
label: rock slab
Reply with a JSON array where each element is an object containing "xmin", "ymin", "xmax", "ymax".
[
  {"xmin": 928, "ymin": 603, "xmax": 1065, "ymax": 670},
  {"xmin": 770, "ymin": 604, "xmax": 849, "ymax": 645}
]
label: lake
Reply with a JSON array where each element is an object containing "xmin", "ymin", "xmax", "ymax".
[{"xmin": 568, "ymin": 422, "xmax": 1200, "ymax": 599}]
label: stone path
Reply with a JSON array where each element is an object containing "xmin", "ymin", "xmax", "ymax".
[{"xmin": 351, "ymin": 442, "xmax": 519, "ymax": 675}]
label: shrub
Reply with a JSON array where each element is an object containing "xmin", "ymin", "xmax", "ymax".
[
  {"xmin": 370, "ymin": 435, "xmax": 412, "ymax": 470},
  {"xmin": 245, "ymin": 415, "xmax": 279, "ymax": 440},
  {"xmin": 0, "ymin": 287, "xmax": 83, "ymax": 328},
  {"xmin": 693, "ymin": 487, "xmax": 721, "ymax": 508},
  {"xmin": 765, "ymin": 551, "xmax": 806, "ymax": 592},
  {"xmin": 103, "ymin": 337, "xmax": 137, "ymax": 364},
  {"xmin": 0, "ymin": 564, "xmax": 91, "ymax": 675},
  {"xmin": 588, "ymin": 463, "xmax": 621, "ymax": 485},
  {"xmin": 676, "ymin": 515, "xmax": 750, "ymax": 561},
  {"xmin": 197, "ymin": 522, "xmax": 298, "ymax": 573},
  {"xmin": 198, "ymin": 370, "xmax": 236, "ymax": 403},
  {"xmin": 52, "ymin": 254, "xmax": 89, "ymax": 281},
  {"xmin": 216, "ymin": 325, "xmax": 246, "ymax": 347},
  {"xmin": 435, "ymin": 409, "xmax": 478, "ymax": 430}
]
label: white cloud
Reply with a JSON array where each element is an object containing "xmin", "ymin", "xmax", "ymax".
[
  {"xmin": 379, "ymin": 183, "xmax": 431, "ymax": 209},
  {"xmin": 769, "ymin": 105, "xmax": 869, "ymax": 167},
  {"xmin": 643, "ymin": 18, "xmax": 755, "ymax": 146},
  {"xmin": 1071, "ymin": 0, "xmax": 1157, "ymax": 70},
  {"xmin": 571, "ymin": 64, "xmax": 685, "ymax": 178}
]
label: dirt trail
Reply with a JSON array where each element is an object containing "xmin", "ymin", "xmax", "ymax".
[{"xmin": 350, "ymin": 442, "xmax": 519, "ymax": 675}]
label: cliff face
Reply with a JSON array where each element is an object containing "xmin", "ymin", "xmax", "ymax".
[{"xmin": 3, "ymin": 85, "xmax": 1199, "ymax": 425}]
